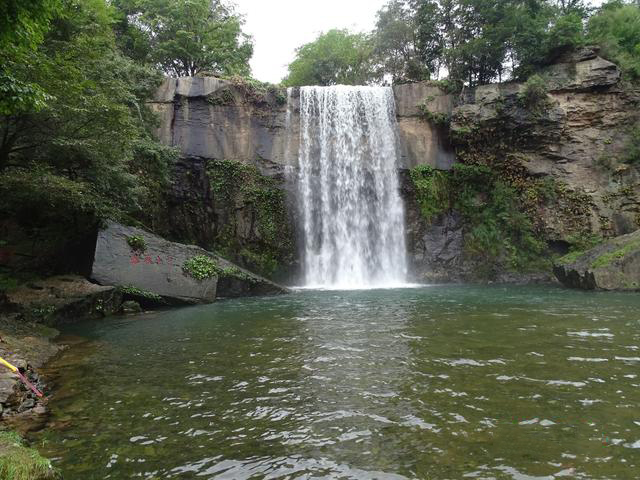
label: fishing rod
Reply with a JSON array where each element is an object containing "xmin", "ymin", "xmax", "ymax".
[{"xmin": 0, "ymin": 356, "xmax": 44, "ymax": 398}]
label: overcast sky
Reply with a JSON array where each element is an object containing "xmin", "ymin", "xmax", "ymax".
[{"xmin": 235, "ymin": 0, "xmax": 607, "ymax": 84}]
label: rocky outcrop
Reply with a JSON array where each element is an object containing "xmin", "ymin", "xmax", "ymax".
[
  {"xmin": 402, "ymin": 48, "xmax": 639, "ymax": 282},
  {"xmin": 400, "ymin": 170, "xmax": 466, "ymax": 282},
  {"xmin": 91, "ymin": 222, "xmax": 288, "ymax": 304},
  {"xmin": 4, "ymin": 276, "xmax": 122, "ymax": 325},
  {"xmin": 450, "ymin": 50, "xmax": 640, "ymax": 242},
  {"xmin": 554, "ymin": 229, "xmax": 640, "ymax": 290}
]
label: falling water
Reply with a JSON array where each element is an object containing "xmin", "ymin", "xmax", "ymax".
[{"xmin": 297, "ymin": 85, "xmax": 408, "ymax": 289}]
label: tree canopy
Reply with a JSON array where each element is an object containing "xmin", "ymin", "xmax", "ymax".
[
  {"xmin": 115, "ymin": 0, "xmax": 254, "ymax": 77},
  {"xmin": 283, "ymin": 0, "xmax": 640, "ymax": 87},
  {"xmin": 283, "ymin": 29, "xmax": 374, "ymax": 86}
]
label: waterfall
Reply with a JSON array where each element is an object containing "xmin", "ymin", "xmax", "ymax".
[{"xmin": 297, "ymin": 85, "xmax": 408, "ymax": 289}]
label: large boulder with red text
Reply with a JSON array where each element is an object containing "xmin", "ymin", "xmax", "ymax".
[{"xmin": 91, "ymin": 222, "xmax": 288, "ymax": 304}]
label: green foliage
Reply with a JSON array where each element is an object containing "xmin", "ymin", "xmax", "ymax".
[
  {"xmin": 0, "ymin": 430, "xmax": 60, "ymax": 480},
  {"xmin": 0, "ymin": 0, "xmax": 178, "ymax": 279},
  {"xmin": 118, "ymin": 285, "xmax": 163, "ymax": 302},
  {"xmin": 283, "ymin": 29, "xmax": 374, "ymax": 86},
  {"xmin": 557, "ymin": 232, "xmax": 602, "ymax": 264},
  {"xmin": 623, "ymin": 123, "xmax": 640, "ymax": 164},
  {"xmin": 409, "ymin": 165, "xmax": 449, "ymax": 222},
  {"xmin": 183, "ymin": 255, "xmax": 219, "ymax": 280},
  {"xmin": 518, "ymin": 74, "xmax": 550, "ymax": 112},
  {"xmin": 182, "ymin": 254, "xmax": 256, "ymax": 283},
  {"xmin": 123, "ymin": 0, "xmax": 253, "ymax": 77},
  {"xmin": 411, "ymin": 162, "xmax": 548, "ymax": 276},
  {"xmin": 126, "ymin": 235, "xmax": 146, "ymax": 252},
  {"xmin": 588, "ymin": 1, "xmax": 640, "ymax": 80},
  {"xmin": 546, "ymin": 13, "xmax": 585, "ymax": 56},
  {"xmin": 372, "ymin": 0, "xmax": 433, "ymax": 83},
  {"xmin": 223, "ymin": 76, "xmax": 287, "ymax": 106},
  {"xmin": 418, "ymin": 103, "xmax": 450, "ymax": 126}
]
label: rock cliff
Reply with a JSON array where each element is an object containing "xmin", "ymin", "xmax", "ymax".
[
  {"xmin": 151, "ymin": 52, "xmax": 639, "ymax": 285},
  {"xmin": 148, "ymin": 77, "xmax": 298, "ymax": 280},
  {"xmin": 404, "ymin": 48, "xmax": 640, "ymax": 282}
]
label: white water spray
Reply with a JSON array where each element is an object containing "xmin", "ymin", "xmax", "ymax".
[{"xmin": 297, "ymin": 85, "xmax": 408, "ymax": 289}]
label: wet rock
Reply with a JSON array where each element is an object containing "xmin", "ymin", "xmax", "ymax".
[
  {"xmin": 91, "ymin": 221, "xmax": 288, "ymax": 304},
  {"xmin": 554, "ymin": 229, "xmax": 640, "ymax": 291}
]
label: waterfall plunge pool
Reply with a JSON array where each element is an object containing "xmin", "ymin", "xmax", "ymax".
[{"xmin": 36, "ymin": 285, "xmax": 640, "ymax": 479}]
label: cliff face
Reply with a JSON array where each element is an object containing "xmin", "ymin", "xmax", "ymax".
[
  {"xmin": 147, "ymin": 78, "xmax": 299, "ymax": 280},
  {"xmin": 151, "ymin": 55, "xmax": 639, "ymax": 284},
  {"xmin": 403, "ymin": 48, "xmax": 640, "ymax": 282}
]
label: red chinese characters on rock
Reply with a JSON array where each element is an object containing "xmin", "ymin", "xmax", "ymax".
[{"xmin": 130, "ymin": 254, "xmax": 175, "ymax": 266}]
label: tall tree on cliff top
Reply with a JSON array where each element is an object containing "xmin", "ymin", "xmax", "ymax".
[
  {"xmin": 283, "ymin": 29, "xmax": 375, "ymax": 86},
  {"xmin": 372, "ymin": 0, "xmax": 437, "ymax": 83},
  {"xmin": 125, "ymin": 0, "xmax": 254, "ymax": 77}
]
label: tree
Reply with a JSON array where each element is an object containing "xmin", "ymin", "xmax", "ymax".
[
  {"xmin": 283, "ymin": 29, "xmax": 375, "ymax": 86},
  {"xmin": 0, "ymin": 0, "xmax": 176, "ymax": 223},
  {"xmin": 372, "ymin": 0, "xmax": 435, "ymax": 83},
  {"xmin": 124, "ymin": 0, "xmax": 254, "ymax": 77},
  {"xmin": 588, "ymin": 1, "xmax": 640, "ymax": 79},
  {"xmin": 0, "ymin": 0, "xmax": 61, "ymax": 115}
]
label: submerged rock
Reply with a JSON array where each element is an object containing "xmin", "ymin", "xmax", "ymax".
[
  {"xmin": 554, "ymin": 230, "xmax": 640, "ymax": 291},
  {"xmin": 91, "ymin": 221, "xmax": 288, "ymax": 304}
]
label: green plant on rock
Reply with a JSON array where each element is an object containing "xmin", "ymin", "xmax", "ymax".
[
  {"xmin": 126, "ymin": 235, "xmax": 146, "ymax": 252},
  {"xmin": 118, "ymin": 285, "xmax": 163, "ymax": 302},
  {"xmin": 409, "ymin": 164, "xmax": 449, "ymax": 223},
  {"xmin": 518, "ymin": 75, "xmax": 550, "ymax": 114},
  {"xmin": 183, "ymin": 255, "xmax": 219, "ymax": 280},
  {"xmin": 592, "ymin": 239, "xmax": 640, "ymax": 269},
  {"xmin": 206, "ymin": 89, "xmax": 235, "ymax": 106},
  {"xmin": 206, "ymin": 159, "xmax": 293, "ymax": 277},
  {"xmin": 623, "ymin": 123, "xmax": 640, "ymax": 165},
  {"xmin": 418, "ymin": 103, "xmax": 450, "ymax": 127}
]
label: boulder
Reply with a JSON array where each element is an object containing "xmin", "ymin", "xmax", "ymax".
[
  {"xmin": 5, "ymin": 276, "xmax": 122, "ymax": 325},
  {"xmin": 91, "ymin": 222, "xmax": 288, "ymax": 304},
  {"xmin": 554, "ymin": 230, "xmax": 640, "ymax": 291}
]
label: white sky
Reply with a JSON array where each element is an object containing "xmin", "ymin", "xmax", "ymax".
[{"xmin": 235, "ymin": 0, "xmax": 607, "ymax": 84}]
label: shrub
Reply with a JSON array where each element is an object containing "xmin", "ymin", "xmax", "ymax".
[
  {"xmin": 519, "ymin": 75, "xmax": 549, "ymax": 113},
  {"xmin": 126, "ymin": 235, "xmax": 146, "ymax": 252},
  {"xmin": 183, "ymin": 255, "xmax": 219, "ymax": 280}
]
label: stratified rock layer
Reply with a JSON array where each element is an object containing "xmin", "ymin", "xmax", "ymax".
[
  {"xmin": 91, "ymin": 222, "xmax": 288, "ymax": 304},
  {"xmin": 554, "ymin": 229, "xmax": 640, "ymax": 291}
]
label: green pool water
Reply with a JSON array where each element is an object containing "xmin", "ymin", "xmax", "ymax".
[{"xmin": 35, "ymin": 285, "xmax": 640, "ymax": 479}]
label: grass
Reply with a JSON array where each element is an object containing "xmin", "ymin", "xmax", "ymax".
[{"xmin": 0, "ymin": 431, "xmax": 60, "ymax": 480}]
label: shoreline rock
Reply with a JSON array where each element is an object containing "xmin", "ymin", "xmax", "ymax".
[{"xmin": 554, "ymin": 229, "xmax": 640, "ymax": 291}]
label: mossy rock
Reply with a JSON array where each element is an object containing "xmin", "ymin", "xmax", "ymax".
[{"xmin": 554, "ymin": 229, "xmax": 640, "ymax": 290}]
